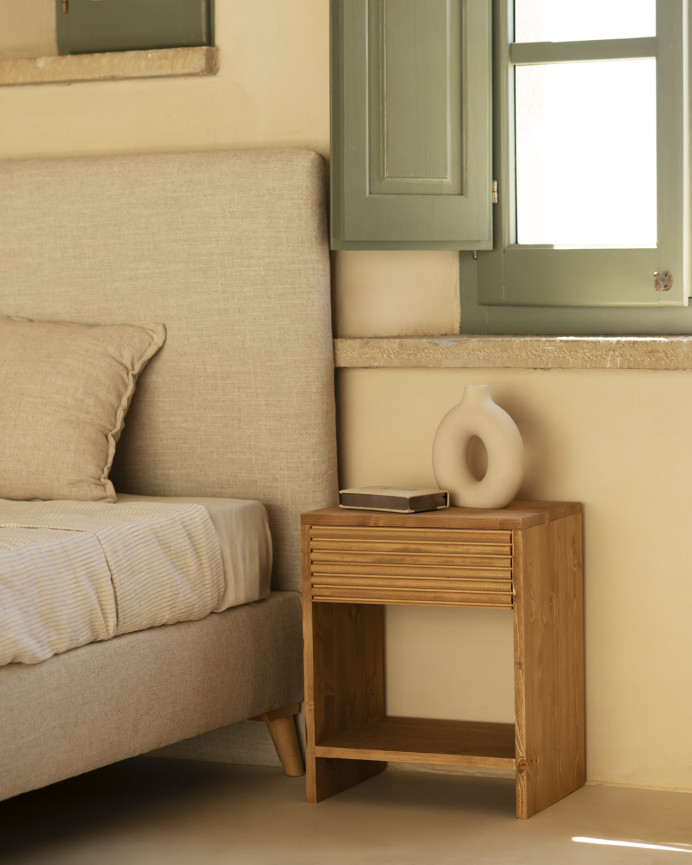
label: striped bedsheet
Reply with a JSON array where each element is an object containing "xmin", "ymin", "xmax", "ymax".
[{"xmin": 0, "ymin": 499, "xmax": 226, "ymax": 665}]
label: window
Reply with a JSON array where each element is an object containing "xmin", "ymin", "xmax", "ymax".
[{"xmin": 463, "ymin": 0, "xmax": 692, "ymax": 335}]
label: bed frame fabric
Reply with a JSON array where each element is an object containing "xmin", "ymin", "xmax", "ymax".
[
  {"xmin": 0, "ymin": 148, "xmax": 336, "ymax": 592},
  {"xmin": 0, "ymin": 149, "xmax": 337, "ymax": 801},
  {"xmin": 1, "ymin": 593, "xmax": 303, "ymax": 799}
]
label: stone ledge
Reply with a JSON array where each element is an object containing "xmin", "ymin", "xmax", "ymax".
[
  {"xmin": 0, "ymin": 46, "xmax": 218, "ymax": 86},
  {"xmin": 334, "ymin": 336, "xmax": 692, "ymax": 371}
]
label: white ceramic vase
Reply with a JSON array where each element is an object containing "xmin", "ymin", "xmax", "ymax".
[{"xmin": 432, "ymin": 385, "xmax": 524, "ymax": 508}]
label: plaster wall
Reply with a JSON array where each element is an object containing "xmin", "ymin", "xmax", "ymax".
[
  {"xmin": 339, "ymin": 366, "xmax": 692, "ymax": 790},
  {"xmin": 0, "ymin": 0, "xmax": 56, "ymax": 59},
  {"xmin": 1, "ymin": 1, "xmax": 690, "ymax": 791}
]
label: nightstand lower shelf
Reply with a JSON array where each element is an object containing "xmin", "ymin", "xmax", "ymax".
[{"xmin": 315, "ymin": 716, "xmax": 516, "ymax": 769}]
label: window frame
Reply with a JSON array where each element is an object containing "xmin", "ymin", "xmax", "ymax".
[{"xmin": 462, "ymin": 0, "xmax": 692, "ymax": 336}]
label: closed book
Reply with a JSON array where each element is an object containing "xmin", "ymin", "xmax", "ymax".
[{"xmin": 339, "ymin": 487, "xmax": 449, "ymax": 513}]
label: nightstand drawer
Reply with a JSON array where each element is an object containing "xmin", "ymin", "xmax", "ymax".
[{"xmin": 308, "ymin": 525, "xmax": 513, "ymax": 608}]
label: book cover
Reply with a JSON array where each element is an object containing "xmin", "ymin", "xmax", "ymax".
[{"xmin": 338, "ymin": 486, "xmax": 449, "ymax": 513}]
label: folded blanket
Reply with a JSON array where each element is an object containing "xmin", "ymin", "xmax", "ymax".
[{"xmin": 0, "ymin": 499, "xmax": 225, "ymax": 665}]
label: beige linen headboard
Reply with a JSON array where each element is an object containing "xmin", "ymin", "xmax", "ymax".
[{"xmin": 0, "ymin": 148, "xmax": 337, "ymax": 592}]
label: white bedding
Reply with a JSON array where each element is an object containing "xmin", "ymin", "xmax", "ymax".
[
  {"xmin": 116, "ymin": 494, "xmax": 272, "ymax": 609},
  {"xmin": 0, "ymin": 496, "xmax": 272, "ymax": 666}
]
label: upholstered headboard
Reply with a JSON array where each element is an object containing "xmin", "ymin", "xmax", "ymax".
[{"xmin": 0, "ymin": 148, "xmax": 337, "ymax": 592}]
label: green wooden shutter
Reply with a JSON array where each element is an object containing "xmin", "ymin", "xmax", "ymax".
[
  {"xmin": 56, "ymin": 0, "xmax": 212, "ymax": 55},
  {"xmin": 330, "ymin": 0, "xmax": 493, "ymax": 250}
]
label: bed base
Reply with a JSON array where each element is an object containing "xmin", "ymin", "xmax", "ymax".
[
  {"xmin": 0, "ymin": 591, "xmax": 303, "ymax": 802},
  {"xmin": 0, "ymin": 148, "xmax": 336, "ymax": 800}
]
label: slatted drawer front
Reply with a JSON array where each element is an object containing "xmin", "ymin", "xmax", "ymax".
[{"xmin": 309, "ymin": 526, "xmax": 513, "ymax": 608}]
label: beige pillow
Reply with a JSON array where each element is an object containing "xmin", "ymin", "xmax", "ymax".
[{"xmin": 0, "ymin": 315, "xmax": 166, "ymax": 502}]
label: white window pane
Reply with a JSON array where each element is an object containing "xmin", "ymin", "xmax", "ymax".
[
  {"xmin": 515, "ymin": 59, "xmax": 656, "ymax": 248},
  {"xmin": 515, "ymin": 0, "xmax": 656, "ymax": 43}
]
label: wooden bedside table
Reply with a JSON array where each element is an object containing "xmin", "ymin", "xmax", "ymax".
[{"xmin": 301, "ymin": 501, "xmax": 585, "ymax": 819}]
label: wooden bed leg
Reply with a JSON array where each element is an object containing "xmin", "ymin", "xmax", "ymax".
[{"xmin": 251, "ymin": 703, "xmax": 305, "ymax": 777}]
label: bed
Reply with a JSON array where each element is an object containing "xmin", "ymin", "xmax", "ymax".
[{"xmin": 0, "ymin": 148, "xmax": 337, "ymax": 801}]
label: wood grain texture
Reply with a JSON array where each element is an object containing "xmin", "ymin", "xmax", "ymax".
[
  {"xmin": 311, "ymin": 526, "xmax": 512, "ymax": 545},
  {"xmin": 307, "ymin": 757, "xmax": 386, "ymax": 803},
  {"xmin": 302, "ymin": 503, "xmax": 584, "ymax": 816},
  {"xmin": 306, "ymin": 602, "xmax": 387, "ymax": 799},
  {"xmin": 316, "ymin": 717, "xmax": 515, "ymax": 768},
  {"xmin": 304, "ymin": 519, "xmax": 387, "ymax": 802},
  {"xmin": 309, "ymin": 588, "xmax": 512, "ymax": 607},
  {"xmin": 302, "ymin": 503, "xmax": 581, "ymax": 530},
  {"xmin": 307, "ymin": 519, "xmax": 514, "ymax": 607},
  {"xmin": 251, "ymin": 703, "xmax": 304, "ymax": 777},
  {"xmin": 513, "ymin": 514, "xmax": 585, "ymax": 818}
]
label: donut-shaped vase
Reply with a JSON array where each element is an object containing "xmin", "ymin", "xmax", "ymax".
[{"xmin": 432, "ymin": 385, "xmax": 523, "ymax": 508}]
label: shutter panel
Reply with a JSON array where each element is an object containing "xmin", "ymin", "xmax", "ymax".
[
  {"xmin": 56, "ymin": 0, "xmax": 212, "ymax": 54},
  {"xmin": 330, "ymin": 0, "xmax": 493, "ymax": 250}
]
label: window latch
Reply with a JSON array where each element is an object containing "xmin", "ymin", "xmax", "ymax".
[{"xmin": 654, "ymin": 271, "xmax": 673, "ymax": 292}]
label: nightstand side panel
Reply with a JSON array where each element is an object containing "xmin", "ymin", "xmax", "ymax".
[
  {"xmin": 302, "ymin": 521, "xmax": 387, "ymax": 802},
  {"xmin": 513, "ymin": 513, "xmax": 585, "ymax": 818}
]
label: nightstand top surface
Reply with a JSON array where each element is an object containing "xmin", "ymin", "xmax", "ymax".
[{"xmin": 301, "ymin": 500, "xmax": 581, "ymax": 530}]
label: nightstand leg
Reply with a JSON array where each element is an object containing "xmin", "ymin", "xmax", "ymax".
[
  {"xmin": 307, "ymin": 756, "xmax": 386, "ymax": 803},
  {"xmin": 513, "ymin": 515, "xmax": 585, "ymax": 818},
  {"xmin": 304, "ymin": 602, "xmax": 386, "ymax": 802}
]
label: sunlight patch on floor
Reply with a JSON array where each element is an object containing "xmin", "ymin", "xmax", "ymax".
[{"xmin": 574, "ymin": 836, "xmax": 692, "ymax": 854}]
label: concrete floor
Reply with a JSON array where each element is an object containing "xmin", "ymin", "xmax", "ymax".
[{"xmin": 1, "ymin": 759, "xmax": 691, "ymax": 864}]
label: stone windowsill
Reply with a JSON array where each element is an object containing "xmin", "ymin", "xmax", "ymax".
[
  {"xmin": 0, "ymin": 46, "xmax": 218, "ymax": 86},
  {"xmin": 333, "ymin": 336, "xmax": 692, "ymax": 371}
]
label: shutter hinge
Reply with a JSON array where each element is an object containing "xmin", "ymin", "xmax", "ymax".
[{"xmin": 492, "ymin": 180, "xmax": 498, "ymax": 205}]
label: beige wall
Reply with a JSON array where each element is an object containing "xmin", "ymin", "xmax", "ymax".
[
  {"xmin": 0, "ymin": 2, "xmax": 330, "ymax": 158},
  {"xmin": 0, "ymin": 0, "xmax": 56, "ymax": 59},
  {"xmin": 340, "ymin": 366, "xmax": 692, "ymax": 791},
  {"xmin": 2, "ymin": 2, "xmax": 691, "ymax": 792}
]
